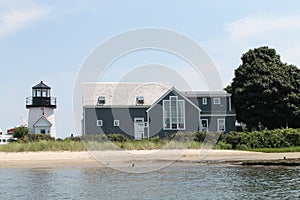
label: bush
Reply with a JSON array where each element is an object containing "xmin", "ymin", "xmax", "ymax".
[
  {"xmin": 170, "ymin": 132, "xmax": 195, "ymax": 142},
  {"xmin": 107, "ymin": 133, "xmax": 127, "ymax": 142},
  {"xmin": 81, "ymin": 134, "xmax": 109, "ymax": 142},
  {"xmin": 215, "ymin": 141, "xmax": 232, "ymax": 150},
  {"xmin": 150, "ymin": 135, "xmax": 160, "ymax": 143},
  {"xmin": 27, "ymin": 134, "xmax": 55, "ymax": 142},
  {"xmin": 64, "ymin": 136, "xmax": 81, "ymax": 142},
  {"xmin": 13, "ymin": 126, "xmax": 29, "ymax": 139},
  {"xmin": 218, "ymin": 129, "xmax": 300, "ymax": 150},
  {"xmin": 194, "ymin": 132, "xmax": 207, "ymax": 142}
]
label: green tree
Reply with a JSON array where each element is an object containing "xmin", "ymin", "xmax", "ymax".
[
  {"xmin": 13, "ymin": 126, "xmax": 29, "ymax": 139},
  {"xmin": 226, "ymin": 46, "xmax": 300, "ymax": 130}
]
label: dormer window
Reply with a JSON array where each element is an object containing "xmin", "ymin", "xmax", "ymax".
[
  {"xmin": 136, "ymin": 96, "xmax": 144, "ymax": 105},
  {"xmin": 97, "ymin": 96, "xmax": 105, "ymax": 105}
]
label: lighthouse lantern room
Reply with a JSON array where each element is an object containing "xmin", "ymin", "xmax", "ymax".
[{"xmin": 26, "ymin": 81, "xmax": 57, "ymax": 138}]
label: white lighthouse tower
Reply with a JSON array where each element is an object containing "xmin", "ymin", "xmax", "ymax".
[{"xmin": 26, "ymin": 81, "xmax": 57, "ymax": 138}]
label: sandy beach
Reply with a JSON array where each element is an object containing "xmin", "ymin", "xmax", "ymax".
[{"xmin": 0, "ymin": 150, "xmax": 299, "ymax": 169}]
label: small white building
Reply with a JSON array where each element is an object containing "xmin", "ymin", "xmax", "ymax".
[
  {"xmin": 26, "ymin": 81, "xmax": 57, "ymax": 138},
  {"xmin": 0, "ymin": 128, "xmax": 13, "ymax": 145}
]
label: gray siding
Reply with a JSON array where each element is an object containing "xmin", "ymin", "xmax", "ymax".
[
  {"xmin": 200, "ymin": 116, "xmax": 236, "ymax": 133},
  {"xmin": 148, "ymin": 91, "xmax": 200, "ymax": 137},
  {"xmin": 84, "ymin": 107, "xmax": 147, "ymax": 138},
  {"xmin": 83, "ymin": 90, "xmax": 236, "ymax": 138},
  {"xmin": 187, "ymin": 96, "xmax": 231, "ymax": 113}
]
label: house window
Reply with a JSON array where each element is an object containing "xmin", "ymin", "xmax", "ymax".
[
  {"xmin": 214, "ymin": 98, "xmax": 221, "ymax": 104},
  {"xmin": 202, "ymin": 98, "xmax": 207, "ymax": 105},
  {"xmin": 163, "ymin": 96, "xmax": 185, "ymax": 130},
  {"xmin": 144, "ymin": 122, "xmax": 148, "ymax": 127},
  {"xmin": 97, "ymin": 120, "xmax": 103, "ymax": 127},
  {"xmin": 217, "ymin": 119, "xmax": 225, "ymax": 132},
  {"xmin": 113, "ymin": 120, "xmax": 120, "ymax": 127},
  {"xmin": 201, "ymin": 119, "xmax": 208, "ymax": 132},
  {"xmin": 136, "ymin": 96, "xmax": 144, "ymax": 105},
  {"xmin": 97, "ymin": 96, "xmax": 105, "ymax": 105},
  {"xmin": 41, "ymin": 129, "xmax": 46, "ymax": 134}
]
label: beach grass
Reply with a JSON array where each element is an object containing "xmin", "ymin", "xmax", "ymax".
[
  {"xmin": 0, "ymin": 140, "xmax": 86, "ymax": 152},
  {"xmin": 249, "ymin": 146, "xmax": 300, "ymax": 153},
  {"xmin": 0, "ymin": 139, "xmax": 299, "ymax": 152},
  {"xmin": 0, "ymin": 140, "xmax": 204, "ymax": 152}
]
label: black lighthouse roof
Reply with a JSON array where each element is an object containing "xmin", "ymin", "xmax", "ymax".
[
  {"xmin": 26, "ymin": 81, "xmax": 56, "ymax": 109},
  {"xmin": 32, "ymin": 81, "xmax": 51, "ymax": 89}
]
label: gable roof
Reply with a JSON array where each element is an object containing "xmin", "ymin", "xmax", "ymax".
[
  {"xmin": 33, "ymin": 116, "xmax": 52, "ymax": 127},
  {"xmin": 146, "ymin": 87, "xmax": 201, "ymax": 112},
  {"xmin": 82, "ymin": 82, "xmax": 172, "ymax": 106}
]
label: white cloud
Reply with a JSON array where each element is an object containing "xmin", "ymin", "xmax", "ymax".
[
  {"xmin": 0, "ymin": 4, "xmax": 52, "ymax": 37},
  {"xmin": 226, "ymin": 14, "xmax": 300, "ymax": 43},
  {"xmin": 204, "ymin": 14, "xmax": 300, "ymax": 87}
]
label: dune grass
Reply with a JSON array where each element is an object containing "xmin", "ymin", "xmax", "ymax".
[
  {"xmin": 0, "ymin": 140, "xmax": 86, "ymax": 152},
  {"xmin": 1, "ymin": 140, "xmax": 300, "ymax": 152},
  {"xmin": 249, "ymin": 146, "xmax": 300, "ymax": 153},
  {"xmin": 0, "ymin": 140, "xmax": 204, "ymax": 152}
]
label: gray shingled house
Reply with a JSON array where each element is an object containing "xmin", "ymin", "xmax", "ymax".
[{"xmin": 82, "ymin": 82, "xmax": 236, "ymax": 140}]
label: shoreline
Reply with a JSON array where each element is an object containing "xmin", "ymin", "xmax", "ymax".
[{"xmin": 0, "ymin": 150, "xmax": 300, "ymax": 169}]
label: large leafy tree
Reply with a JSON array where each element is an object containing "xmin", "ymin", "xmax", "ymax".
[{"xmin": 226, "ymin": 46, "xmax": 300, "ymax": 130}]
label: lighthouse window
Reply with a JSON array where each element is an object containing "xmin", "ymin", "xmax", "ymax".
[
  {"xmin": 37, "ymin": 89, "xmax": 41, "ymax": 97},
  {"xmin": 42, "ymin": 89, "xmax": 47, "ymax": 97}
]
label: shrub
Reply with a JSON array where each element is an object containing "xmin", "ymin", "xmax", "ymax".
[
  {"xmin": 194, "ymin": 132, "xmax": 206, "ymax": 142},
  {"xmin": 218, "ymin": 129, "xmax": 300, "ymax": 149},
  {"xmin": 170, "ymin": 132, "xmax": 195, "ymax": 142},
  {"xmin": 64, "ymin": 136, "xmax": 81, "ymax": 142},
  {"xmin": 13, "ymin": 126, "xmax": 29, "ymax": 139},
  {"xmin": 107, "ymin": 133, "xmax": 127, "ymax": 142},
  {"xmin": 215, "ymin": 141, "xmax": 232, "ymax": 149},
  {"xmin": 27, "ymin": 134, "xmax": 55, "ymax": 142},
  {"xmin": 150, "ymin": 135, "xmax": 160, "ymax": 143}
]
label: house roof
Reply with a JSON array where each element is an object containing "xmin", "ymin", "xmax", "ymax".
[
  {"xmin": 33, "ymin": 116, "xmax": 52, "ymax": 127},
  {"xmin": 82, "ymin": 82, "xmax": 172, "ymax": 106},
  {"xmin": 146, "ymin": 87, "xmax": 201, "ymax": 112},
  {"xmin": 33, "ymin": 81, "xmax": 51, "ymax": 89}
]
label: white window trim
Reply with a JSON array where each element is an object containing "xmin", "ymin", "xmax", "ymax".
[
  {"xmin": 97, "ymin": 120, "xmax": 103, "ymax": 127},
  {"xmin": 200, "ymin": 119, "xmax": 208, "ymax": 132},
  {"xmin": 228, "ymin": 96, "xmax": 232, "ymax": 111},
  {"xmin": 202, "ymin": 98, "xmax": 207, "ymax": 105},
  {"xmin": 217, "ymin": 118, "xmax": 226, "ymax": 132},
  {"xmin": 163, "ymin": 96, "xmax": 185, "ymax": 130},
  {"xmin": 144, "ymin": 122, "xmax": 148, "ymax": 127},
  {"xmin": 97, "ymin": 96, "xmax": 105, "ymax": 105},
  {"xmin": 178, "ymin": 100, "xmax": 185, "ymax": 130},
  {"xmin": 214, "ymin": 98, "xmax": 221, "ymax": 105},
  {"xmin": 113, "ymin": 120, "xmax": 120, "ymax": 127}
]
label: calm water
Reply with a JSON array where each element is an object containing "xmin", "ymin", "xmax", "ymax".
[{"xmin": 0, "ymin": 164, "xmax": 299, "ymax": 200}]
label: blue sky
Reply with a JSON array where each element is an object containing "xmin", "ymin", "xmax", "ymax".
[{"xmin": 1, "ymin": 0, "xmax": 300, "ymax": 138}]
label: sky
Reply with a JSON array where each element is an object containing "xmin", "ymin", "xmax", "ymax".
[{"xmin": 1, "ymin": 0, "xmax": 300, "ymax": 138}]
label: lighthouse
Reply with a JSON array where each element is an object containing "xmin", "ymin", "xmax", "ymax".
[{"xmin": 26, "ymin": 81, "xmax": 57, "ymax": 138}]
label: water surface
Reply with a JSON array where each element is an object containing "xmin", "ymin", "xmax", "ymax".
[{"xmin": 0, "ymin": 164, "xmax": 299, "ymax": 199}]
